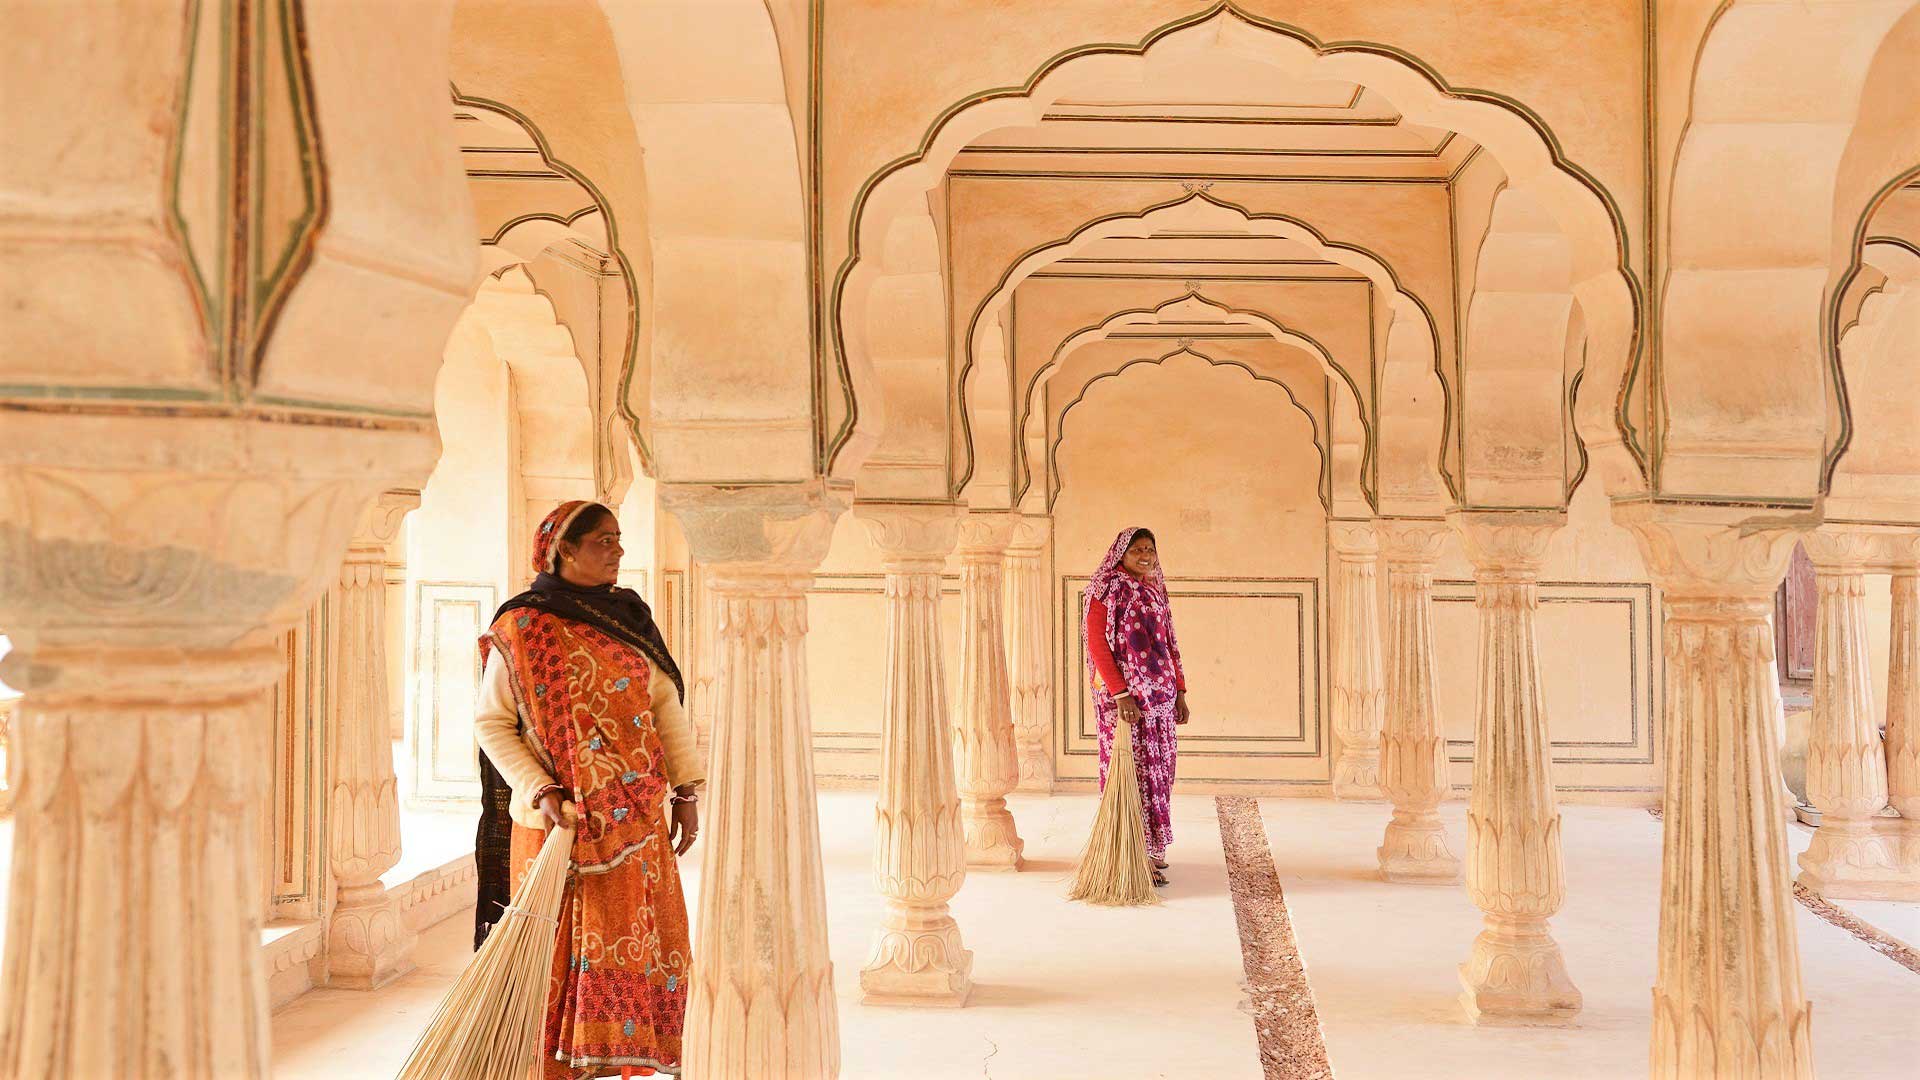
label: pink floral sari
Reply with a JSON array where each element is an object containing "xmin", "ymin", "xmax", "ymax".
[{"xmin": 1082, "ymin": 527, "xmax": 1183, "ymax": 859}]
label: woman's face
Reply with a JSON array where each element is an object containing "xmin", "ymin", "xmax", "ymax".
[
  {"xmin": 560, "ymin": 516, "xmax": 623, "ymax": 587},
  {"xmin": 1120, "ymin": 533, "xmax": 1158, "ymax": 578}
]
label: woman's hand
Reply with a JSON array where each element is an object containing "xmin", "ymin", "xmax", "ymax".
[
  {"xmin": 1115, "ymin": 693, "xmax": 1143, "ymax": 725},
  {"xmin": 537, "ymin": 790, "xmax": 569, "ymax": 830},
  {"xmin": 1175, "ymin": 692, "xmax": 1191, "ymax": 726},
  {"xmin": 669, "ymin": 797, "xmax": 700, "ymax": 856}
]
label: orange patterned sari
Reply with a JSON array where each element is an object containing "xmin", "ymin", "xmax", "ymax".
[{"xmin": 489, "ymin": 606, "xmax": 691, "ymax": 1079}]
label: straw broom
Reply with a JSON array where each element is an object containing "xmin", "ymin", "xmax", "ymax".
[
  {"xmin": 397, "ymin": 817, "xmax": 575, "ymax": 1080},
  {"xmin": 1068, "ymin": 719, "xmax": 1160, "ymax": 906}
]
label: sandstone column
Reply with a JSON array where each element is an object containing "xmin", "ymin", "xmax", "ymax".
[
  {"xmin": 1883, "ymin": 540, "xmax": 1920, "ymax": 889},
  {"xmin": 0, "ymin": 4, "xmax": 471, "ymax": 1072},
  {"xmin": 3, "ymin": 645, "xmax": 282, "ymax": 1077},
  {"xmin": 326, "ymin": 490, "xmax": 421, "ymax": 988},
  {"xmin": 1623, "ymin": 509, "xmax": 1812, "ymax": 1080},
  {"xmin": 1797, "ymin": 528, "xmax": 1900, "ymax": 898},
  {"xmin": 1330, "ymin": 521, "xmax": 1387, "ymax": 800},
  {"xmin": 857, "ymin": 507, "xmax": 972, "ymax": 1006},
  {"xmin": 664, "ymin": 485, "xmax": 843, "ymax": 1078},
  {"xmin": 1375, "ymin": 520, "xmax": 1462, "ymax": 883},
  {"xmin": 1451, "ymin": 512, "xmax": 1580, "ymax": 1023},
  {"xmin": 954, "ymin": 515, "xmax": 1025, "ymax": 870},
  {"xmin": 1004, "ymin": 516, "xmax": 1054, "ymax": 792}
]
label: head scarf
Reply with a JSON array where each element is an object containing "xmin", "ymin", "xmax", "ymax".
[{"xmin": 531, "ymin": 499, "xmax": 594, "ymax": 576}]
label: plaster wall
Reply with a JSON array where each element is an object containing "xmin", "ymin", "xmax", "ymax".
[{"xmin": 1053, "ymin": 354, "xmax": 1330, "ymax": 787}]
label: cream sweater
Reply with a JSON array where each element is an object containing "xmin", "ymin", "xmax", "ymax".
[{"xmin": 472, "ymin": 649, "xmax": 705, "ymax": 830}]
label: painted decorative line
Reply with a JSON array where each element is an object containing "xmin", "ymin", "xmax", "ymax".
[{"xmin": 1216, "ymin": 795, "xmax": 1336, "ymax": 1080}]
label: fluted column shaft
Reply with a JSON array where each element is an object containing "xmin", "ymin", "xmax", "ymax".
[
  {"xmin": 1879, "ymin": 542, "xmax": 1920, "ymax": 895},
  {"xmin": 1451, "ymin": 512, "xmax": 1580, "ymax": 1024},
  {"xmin": 1004, "ymin": 517, "xmax": 1054, "ymax": 792},
  {"xmin": 1330, "ymin": 521, "xmax": 1387, "ymax": 800},
  {"xmin": 1889, "ymin": 561, "xmax": 1920, "ymax": 824},
  {"xmin": 857, "ymin": 508, "xmax": 972, "ymax": 1005},
  {"xmin": 1624, "ymin": 510, "xmax": 1812, "ymax": 1080},
  {"xmin": 666, "ymin": 487, "xmax": 843, "ymax": 1079},
  {"xmin": 2, "ymin": 646, "xmax": 281, "ymax": 1078},
  {"xmin": 1797, "ymin": 529, "xmax": 1901, "ymax": 898},
  {"xmin": 954, "ymin": 515, "xmax": 1025, "ymax": 870},
  {"xmin": 326, "ymin": 490, "xmax": 419, "ymax": 988},
  {"xmin": 1375, "ymin": 520, "xmax": 1462, "ymax": 883}
]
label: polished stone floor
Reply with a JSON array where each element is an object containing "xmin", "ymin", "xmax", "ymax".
[{"xmin": 269, "ymin": 792, "xmax": 1920, "ymax": 1079}]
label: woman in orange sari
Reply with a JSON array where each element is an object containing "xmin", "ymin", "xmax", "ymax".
[{"xmin": 474, "ymin": 500, "xmax": 703, "ymax": 1079}]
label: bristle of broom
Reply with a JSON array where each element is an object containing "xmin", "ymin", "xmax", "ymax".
[
  {"xmin": 396, "ymin": 821, "xmax": 575, "ymax": 1080},
  {"xmin": 1068, "ymin": 720, "xmax": 1160, "ymax": 907}
]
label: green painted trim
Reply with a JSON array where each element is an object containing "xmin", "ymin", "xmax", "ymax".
[
  {"xmin": 1823, "ymin": 168, "xmax": 1920, "ymax": 493},
  {"xmin": 167, "ymin": 0, "xmax": 219, "ymax": 353},
  {"xmin": 822, "ymin": 1, "xmax": 1647, "ymax": 482},
  {"xmin": 480, "ymin": 206, "xmax": 601, "ymax": 247},
  {"xmin": 247, "ymin": 0, "xmax": 327, "ymax": 388},
  {"xmin": 451, "ymin": 87, "xmax": 654, "ymax": 476},
  {"xmin": 1008, "ymin": 287, "xmax": 1369, "ymax": 514},
  {"xmin": 958, "ymin": 192, "xmax": 1430, "ymax": 509}
]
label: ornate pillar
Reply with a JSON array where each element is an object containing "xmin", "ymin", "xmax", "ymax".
[
  {"xmin": 1330, "ymin": 521, "xmax": 1387, "ymax": 800},
  {"xmin": 1797, "ymin": 528, "xmax": 1901, "ymax": 898},
  {"xmin": 1375, "ymin": 520, "xmax": 1462, "ymax": 883},
  {"xmin": 954, "ymin": 515, "xmax": 1025, "ymax": 870},
  {"xmin": 857, "ymin": 507, "xmax": 972, "ymax": 1006},
  {"xmin": 0, "ymin": 2, "xmax": 470, "ymax": 1071},
  {"xmin": 1881, "ymin": 540, "xmax": 1920, "ymax": 890},
  {"xmin": 1451, "ymin": 512, "xmax": 1580, "ymax": 1024},
  {"xmin": 325, "ymin": 490, "xmax": 420, "ymax": 988},
  {"xmin": 1004, "ymin": 516, "xmax": 1054, "ymax": 792},
  {"xmin": 1623, "ymin": 508, "xmax": 1812, "ymax": 1080},
  {"xmin": 664, "ymin": 485, "xmax": 843, "ymax": 1078}
]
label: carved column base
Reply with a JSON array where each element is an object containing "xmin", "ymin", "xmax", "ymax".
[
  {"xmin": 1332, "ymin": 747, "xmax": 1384, "ymax": 800},
  {"xmin": 1458, "ymin": 916, "xmax": 1582, "ymax": 1025},
  {"xmin": 859, "ymin": 907, "xmax": 973, "ymax": 1007},
  {"xmin": 961, "ymin": 796, "xmax": 1026, "ymax": 871},
  {"xmin": 1799, "ymin": 819, "xmax": 1916, "ymax": 900},
  {"xmin": 325, "ymin": 882, "xmax": 416, "ymax": 989},
  {"xmin": 1378, "ymin": 809, "xmax": 1461, "ymax": 883}
]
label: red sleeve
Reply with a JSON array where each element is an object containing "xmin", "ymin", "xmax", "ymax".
[
  {"xmin": 1170, "ymin": 619, "xmax": 1187, "ymax": 693},
  {"xmin": 1086, "ymin": 597, "xmax": 1130, "ymax": 697}
]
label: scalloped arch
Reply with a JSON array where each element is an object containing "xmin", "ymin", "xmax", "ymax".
[{"xmin": 828, "ymin": 3, "xmax": 1641, "ymax": 487}]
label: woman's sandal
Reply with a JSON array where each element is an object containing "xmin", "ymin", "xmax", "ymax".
[{"xmin": 1152, "ymin": 869, "xmax": 1169, "ymax": 887}]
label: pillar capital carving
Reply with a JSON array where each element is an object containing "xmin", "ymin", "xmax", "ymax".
[
  {"xmin": 1803, "ymin": 523, "xmax": 1920, "ymax": 572},
  {"xmin": 661, "ymin": 482, "xmax": 846, "ymax": 583},
  {"xmin": 1328, "ymin": 519, "xmax": 1380, "ymax": 558},
  {"xmin": 349, "ymin": 489, "xmax": 421, "ymax": 555},
  {"xmin": 955, "ymin": 512, "xmax": 1017, "ymax": 558},
  {"xmin": 1614, "ymin": 504, "xmax": 1803, "ymax": 601},
  {"xmin": 1375, "ymin": 518, "xmax": 1452, "ymax": 566},
  {"xmin": 857, "ymin": 504, "xmax": 961, "ymax": 571},
  {"xmin": 1005, "ymin": 514, "xmax": 1050, "ymax": 555},
  {"xmin": 1449, "ymin": 511, "xmax": 1564, "ymax": 579}
]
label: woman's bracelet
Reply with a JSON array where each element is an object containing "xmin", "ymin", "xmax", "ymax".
[{"xmin": 669, "ymin": 789, "xmax": 699, "ymax": 805}]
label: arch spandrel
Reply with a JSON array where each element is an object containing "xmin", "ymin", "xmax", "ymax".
[
  {"xmin": 830, "ymin": 7, "xmax": 1642, "ymax": 496},
  {"xmin": 1658, "ymin": 0, "xmax": 1919, "ymax": 506}
]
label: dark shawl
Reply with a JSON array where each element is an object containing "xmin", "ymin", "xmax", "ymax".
[{"xmin": 472, "ymin": 572, "xmax": 685, "ymax": 949}]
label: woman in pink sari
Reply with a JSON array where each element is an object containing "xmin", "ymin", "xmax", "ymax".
[{"xmin": 1083, "ymin": 527, "xmax": 1190, "ymax": 886}]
